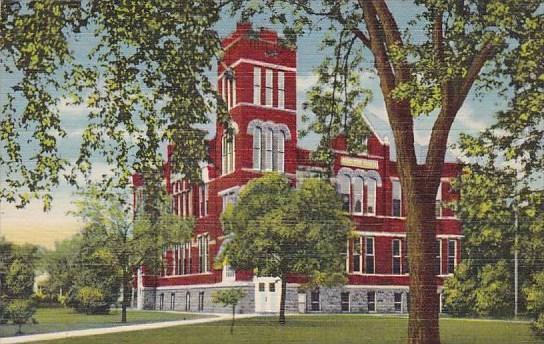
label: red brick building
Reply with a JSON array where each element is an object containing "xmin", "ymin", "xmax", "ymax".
[{"xmin": 132, "ymin": 23, "xmax": 462, "ymax": 314}]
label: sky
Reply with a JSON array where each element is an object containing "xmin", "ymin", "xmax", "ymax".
[{"xmin": 0, "ymin": 6, "xmax": 506, "ymax": 249}]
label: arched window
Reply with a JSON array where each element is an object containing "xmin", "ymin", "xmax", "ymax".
[
  {"xmin": 338, "ymin": 174, "xmax": 351, "ymax": 212},
  {"xmin": 366, "ymin": 178, "xmax": 377, "ymax": 215},
  {"xmin": 352, "ymin": 177, "xmax": 363, "ymax": 214},
  {"xmin": 265, "ymin": 128, "xmax": 273, "ymax": 171},
  {"xmin": 222, "ymin": 132, "xmax": 235, "ymax": 175},
  {"xmin": 277, "ymin": 131, "xmax": 285, "ymax": 173},
  {"xmin": 253, "ymin": 126, "xmax": 262, "ymax": 170}
]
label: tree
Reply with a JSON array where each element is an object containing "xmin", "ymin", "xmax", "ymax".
[
  {"xmin": 227, "ymin": 1, "xmax": 542, "ymax": 342},
  {"xmin": 221, "ymin": 173, "xmax": 351, "ymax": 324},
  {"xmin": 6, "ymin": 258, "xmax": 34, "ymax": 299},
  {"xmin": 1, "ymin": 0, "xmax": 229, "ymax": 209},
  {"xmin": 41, "ymin": 237, "xmax": 82, "ymax": 300},
  {"xmin": 70, "ymin": 185, "xmax": 193, "ymax": 322},
  {"xmin": 525, "ymin": 272, "xmax": 544, "ymax": 338},
  {"xmin": 7, "ymin": 299, "xmax": 37, "ymax": 335},
  {"xmin": 211, "ymin": 289, "xmax": 246, "ymax": 335}
]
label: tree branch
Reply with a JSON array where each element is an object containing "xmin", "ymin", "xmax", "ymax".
[{"xmin": 351, "ymin": 28, "xmax": 371, "ymax": 48}]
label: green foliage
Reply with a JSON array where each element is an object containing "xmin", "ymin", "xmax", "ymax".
[
  {"xmin": 6, "ymin": 258, "xmax": 35, "ymax": 299},
  {"xmin": 221, "ymin": 174, "xmax": 351, "ymax": 323},
  {"xmin": 0, "ymin": 297, "xmax": 9, "ymax": 324},
  {"xmin": 41, "ymin": 237, "xmax": 82, "ymax": 300},
  {"xmin": 442, "ymin": 262, "xmax": 477, "ymax": 317},
  {"xmin": 474, "ymin": 261, "xmax": 513, "ymax": 316},
  {"xmin": 7, "ymin": 299, "xmax": 37, "ymax": 335},
  {"xmin": 211, "ymin": 289, "xmax": 246, "ymax": 308},
  {"xmin": 525, "ymin": 272, "xmax": 544, "ymax": 338},
  {"xmin": 75, "ymin": 287, "xmax": 109, "ymax": 315}
]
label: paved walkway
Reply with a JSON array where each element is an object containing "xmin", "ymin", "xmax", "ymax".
[{"xmin": 2, "ymin": 312, "xmax": 257, "ymax": 344}]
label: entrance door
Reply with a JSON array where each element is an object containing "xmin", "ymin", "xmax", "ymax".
[{"xmin": 254, "ymin": 277, "xmax": 281, "ymax": 313}]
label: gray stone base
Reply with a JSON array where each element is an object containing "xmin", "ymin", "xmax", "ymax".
[{"xmin": 140, "ymin": 284, "xmax": 413, "ymax": 314}]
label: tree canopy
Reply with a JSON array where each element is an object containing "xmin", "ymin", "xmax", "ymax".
[{"xmin": 221, "ymin": 173, "xmax": 352, "ymax": 324}]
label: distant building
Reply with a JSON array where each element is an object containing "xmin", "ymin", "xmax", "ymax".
[{"xmin": 133, "ymin": 23, "xmax": 462, "ymax": 314}]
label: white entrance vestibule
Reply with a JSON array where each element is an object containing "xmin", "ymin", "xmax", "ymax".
[{"xmin": 254, "ymin": 277, "xmax": 281, "ymax": 313}]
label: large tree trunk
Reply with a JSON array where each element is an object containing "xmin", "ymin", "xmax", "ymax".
[
  {"xmin": 405, "ymin": 186, "xmax": 441, "ymax": 344},
  {"xmin": 279, "ymin": 277, "xmax": 287, "ymax": 325}
]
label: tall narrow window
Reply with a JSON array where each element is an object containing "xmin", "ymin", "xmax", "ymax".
[
  {"xmin": 221, "ymin": 77, "xmax": 226, "ymax": 103},
  {"xmin": 392, "ymin": 180, "xmax": 402, "ymax": 217},
  {"xmin": 227, "ymin": 77, "xmax": 231, "ymax": 109},
  {"xmin": 392, "ymin": 239, "xmax": 402, "ymax": 275},
  {"xmin": 341, "ymin": 292, "xmax": 350, "ymax": 312},
  {"xmin": 232, "ymin": 78, "xmax": 236, "ymax": 107},
  {"xmin": 338, "ymin": 174, "xmax": 351, "ymax": 212},
  {"xmin": 365, "ymin": 237, "xmax": 375, "ymax": 274},
  {"xmin": 394, "ymin": 293, "xmax": 402, "ymax": 312},
  {"xmin": 366, "ymin": 178, "xmax": 377, "ymax": 215},
  {"xmin": 435, "ymin": 182, "xmax": 443, "ymax": 218},
  {"xmin": 310, "ymin": 289, "xmax": 320, "ymax": 311},
  {"xmin": 367, "ymin": 292, "xmax": 376, "ymax": 312},
  {"xmin": 277, "ymin": 131, "xmax": 285, "ymax": 172},
  {"xmin": 185, "ymin": 292, "xmax": 191, "ymax": 311},
  {"xmin": 434, "ymin": 239, "xmax": 442, "ymax": 275},
  {"xmin": 188, "ymin": 187, "xmax": 193, "ymax": 216},
  {"xmin": 265, "ymin": 69, "xmax": 273, "ymax": 107},
  {"xmin": 265, "ymin": 128, "xmax": 273, "ymax": 170},
  {"xmin": 222, "ymin": 133, "xmax": 234, "ymax": 175},
  {"xmin": 352, "ymin": 177, "xmax": 363, "ymax": 214},
  {"xmin": 198, "ymin": 235, "xmax": 209, "ymax": 273},
  {"xmin": 447, "ymin": 240, "xmax": 456, "ymax": 274},
  {"xmin": 278, "ymin": 71, "xmax": 285, "ymax": 109},
  {"xmin": 403, "ymin": 239, "xmax": 409, "ymax": 274},
  {"xmin": 353, "ymin": 238, "xmax": 362, "ymax": 273},
  {"xmin": 253, "ymin": 67, "xmax": 261, "ymax": 105},
  {"xmin": 253, "ymin": 126, "xmax": 262, "ymax": 170},
  {"xmin": 198, "ymin": 292, "xmax": 205, "ymax": 311},
  {"xmin": 199, "ymin": 185, "xmax": 204, "ymax": 217}
]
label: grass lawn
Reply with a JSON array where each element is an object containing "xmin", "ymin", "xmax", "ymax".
[
  {"xmin": 0, "ymin": 307, "xmax": 209, "ymax": 338},
  {"xmin": 30, "ymin": 314, "xmax": 543, "ymax": 344}
]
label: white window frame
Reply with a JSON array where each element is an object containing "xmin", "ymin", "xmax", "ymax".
[
  {"xmin": 364, "ymin": 237, "xmax": 375, "ymax": 274},
  {"xmin": 338, "ymin": 174, "xmax": 351, "ymax": 213},
  {"xmin": 277, "ymin": 131, "xmax": 285, "ymax": 173},
  {"xmin": 447, "ymin": 239, "xmax": 457, "ymax": 275},
  {"xmin": 265, "ymin": 128, "xmax": 273, "ymax": 171},
  {"xmin": 394, "ymin": 292, "xmax": 402, "ymax": 313},
  {"xmin": 277, "ymin": 71, "xmax": 285, "ymax": 109},
  {"xmin": 253, "ymin": 126, "xmax": 262, "ymax": 170},
  {"xmin": 223, "ymin": 264, "xmax": 236, "ymax": 282},
  {"xmin": 436, "ymin": 239, "xmax": 442, "ymax": 276},
  {"xmin": 392, "ymin": 179, "xmax": 402, "ymax": 217},
  {"xmin": 353, "ymin": 237, "xmax": 362, "ymax": 273},
  {"xmin": 392, "ymin": 239, "xmax": 402, "ymax": 275},
  {"xmin": 436, "ymin": 182, "xmax": 443, "ymax": 218},
  {"xmin": 352, "ymin": 176, "xmax": 364, "ymax": 215},
  {"xmin": 222, "ymin": 133, "xmax": 235, "ymax": 175},
  {"xmin": 367, "ymin": 291, "xmax": 376, "ymax": 312},
  {"xmin": 365, "ymin": 178, "xmax": 377, "ymax": 216},
  {"xmin": 253, "ymin": 67, "xmax": 261, "ymax": 105},
  {"xmin": 265, "ymin": 69, "xmax": 273, "ymax": 107}
]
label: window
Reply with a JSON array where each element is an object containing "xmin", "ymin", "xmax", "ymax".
[
  {"xmin": 364, "ymin": 237, "xmax": 375, "ymax": 274},
  {"xmin": 338, "ymin": 174, "xmax": 351, "ymax": 212},
  {"xmin": 310, "ymin": 289, "xmax": 320, "ymax": 311},
  {"xmin": 170, "ymin": 293, "xmax": 175, "ymax": 310},
  {"xmin": 185, "ymin": 292, "xmax": 191, "ymax": 311},
  {"xmin": 198, "ymin": 235, "xmax": 209, "ymax": 273},
  {"xmin": 435, "ymin": 182, "xmax": 443, "ymax": 218},
  {"xmin": 366, "ymin": 178, "xmax": 377, "ymax": 215},
  {"xmin": 222, "ymin": 132, "xmax": 235, "ymax": 175},
  {"xmin": 198, "ymin": 292, "xmax": 205, "ymax": 311},
  {"xmin": 392, "ymin": 180, "xmax": 402, "ymax": 217},
  {"xmin": 265, "ymin": 69, "xmax": 273, "ymax": 107},
  {"xmin": 199, "ymin": 184, "xmax": 208, "ymax": 217},
  {"xmin": 341, "ymin": 292, "xmax": 350, "ymax": 312},
  {"xmin": 184, "ymin": 242, "xmax": 191, "ymax": 274},
  {"xmin": 269, "ymin": 283, "xmax": 276, "ymax": 293},
  {"xmin": 392, "ymin": 239, "xmax": 402, "ymax": 275},
  {"xmin": 253, "ymin": 126, "xmax": 262, "ymax": 170},
  {"xmin": 403, "ymin": 240, "xmax": 409, "ymax": 274},
  {"xmin": 187, "ymin": 187, "xmax": 193, "ymax": 216},
  {"xmin": 278, "ymin": 71, "xmax": 285, "ymax": 109},
  {"xmin": 367, "ymin": 292, "xmax": 376, "ymax": 312},
  {"xmin": 223, "ymin": 264, "xmax": 235, "ymax": 281},
  {"xmin": 159, "ymin": 293, "xmax": 164, "ymax": 310},
  {"xmin": 259, "ymin": 283, "xmax": 265, "ymax": 292},
  {"xmin": 276, "ymin": 131, "xmax": 285, "ymax": 173},
  {"xmin": 352, "ymin": 177, "xmax": 363, "ymax": 214},
  {"xmin": 447, "ymin": 240, "xmax": 456, "ymax": 274},
  {"xmin": 353, "ymin": 238, "xmax": 362, "ymax": 273},
  {"xmin": 434, "ymin": 239, "xmax": 442, "ymax": 275},
  {"xmin": 222, "ymin": 191, "xmax": 238, "ymax": 212},
  {"xmin": 221, "ymin": 77, "xmax": 226, "ymax": 103},
  {"xmin": 394, "ymin": 293, "xmax": 402, "ymax": 312},
  {"xmin": 265, "ymin": 128, "xmax": 273, "ymax": 170},
  {"xmin": 253, "ymin": 67, "xmax": 261, "ymax": 105}
]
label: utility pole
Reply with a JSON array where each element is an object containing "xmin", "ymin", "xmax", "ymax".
[{"xmin": 514, "ymin": 205, "xmax": 519, "ymax": 319}]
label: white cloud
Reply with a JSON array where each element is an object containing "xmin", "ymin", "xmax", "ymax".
[
  {"xmin": 297, "ymin": 73, "xmax": 318, "ymax": 93},
  {"xmin": 455, "ymin": 103, "xmax": 488, "ymax": 132},
  {"xmin": 57, "ymin": 97, "xmax": 91, "ymax": 118}
]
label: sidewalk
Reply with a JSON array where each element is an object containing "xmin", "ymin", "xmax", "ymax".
[{"xmin": 2, "ymin": 312, "xmax": 257, "ymax": 344}]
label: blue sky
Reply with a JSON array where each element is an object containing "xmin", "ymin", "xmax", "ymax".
[{"xmin": 0, "ymin": 9, "xmax": 505, "ymax": 249}]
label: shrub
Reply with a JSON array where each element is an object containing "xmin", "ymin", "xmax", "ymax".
[
  {"xmin": 76, "ymin": 287, "xmax": 110, "ymax": 315},
  {"xmin": 8, "ymin": 299, "xmax": 37, "ymax": 335},
  {"xmin": 525, "ymin": 271, "xmax": 544, "ymax": 338},
  {"xmin": 0, "ymin": 298, "xmax": 9, "ymax": 324}
]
